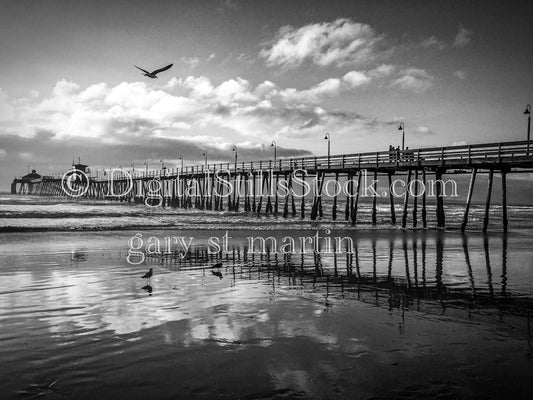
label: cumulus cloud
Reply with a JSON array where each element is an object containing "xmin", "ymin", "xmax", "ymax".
[
  {"xmin": 342, "ymin": 71, "xmax": 371, "ymax": 88},
  {"xmin": 391, "ymin": 68, "xmax": 435, "ymax": 93},
  {"xmin": 280, "ymin": 78, "xmax": 342, "ymax": 103},
  {"xmin": 453, "ymin": 26, "xmax": 472, "ymax": 47},
  {"xmin": 260, "ymin": 18, "xmax": 385, "ymax": 69},
  {"xmin": 0, "ymin": 74, "xmax": 393, "ymax": 160}
]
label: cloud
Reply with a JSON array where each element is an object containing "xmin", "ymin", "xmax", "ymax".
[
  {"xmin": 453, "ymin": 26, "xmax": 472, "ymax": 47},
  {"xmin": 1, "ymin": 74, "xmax": 392, "ymax": 159},
  {"xmin": 418, "ymin": 35, "xmax": 447, "ymax": 50},
  {"xmin": 391, "ymin": 68, "xmax": 435, "ymax": 93},
  {"xmin": 368, "ymin": 64, "xmax": 395, "ymax": 78},
  {"xmin": 279, "ymin": 78, "xmax": 342, "ymax": 103},
  {"xmin": 342, "ymin": 71, "xmax": 371, "ymax": 88},
  {"xmin": 454, "ymin": 70, "xmax": 467, "ymax": 80},
  {"xmin": 415, "ymin": 125, "xmax": 435, "ymax": 135},
  {"xmin": 181, "ymin": 56, "xmax": 200, "ymax": 68},
  {"xmin": 260, "ymin": 18, "xmax": 385, "ymax": 69},
  {"xmin": 0, "ymin": 88, "xmax": 15, "ymax": 121}
]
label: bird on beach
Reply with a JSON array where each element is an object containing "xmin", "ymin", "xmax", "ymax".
[
  {"xmin": 211, "ymin": 270, "xmax": 223, "ymax": 279},
  {"xmin": 211, "ymin": 262, "xmax": 223, "ymax": 269},
  {"xmin": 134, "ymin": 63, "xmax": 173, "ymax": 79},
  {"xmin": 141, "ymin": 268, "xmax": 153, "ymax": 280}
]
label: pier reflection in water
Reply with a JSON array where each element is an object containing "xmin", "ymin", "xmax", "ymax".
[{"xmin": 147, "ymin": 232, "xmax": 532, "ymax": 338}]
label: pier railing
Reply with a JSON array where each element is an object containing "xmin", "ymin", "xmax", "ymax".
[{"xmin": 88, "ymin": 139, "xmax": 532, "ymax": 180}]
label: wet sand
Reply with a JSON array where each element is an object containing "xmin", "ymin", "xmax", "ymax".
[{"xmin": 0, "ymin": 229, "xmax": 532, "ymax": 399}]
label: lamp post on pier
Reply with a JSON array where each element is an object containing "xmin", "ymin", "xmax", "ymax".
[
  {"xmin": 324, "ymin": 133, "xmax": 331, "ymax": 167},
  {"xmin": 144, "ymin": 161, "xmax": 148, "ymax": 177},
  {"xmin": 202, "ymin": 152, "xmax": 208, "ymax": 166},
  {"xmin": 232, "ymin": 146, "xmax": 238, "ymax": 170},
  {"xmin": 525, "ymin": 104, "xmax": 531, "ymax": 156},
  {"xmin": 160, "ymin": 159, "xmax": 166, "ymax": 177},
  {"xmin": 271, "ymin": 141, "xmax": 277, "ymax": 162},
  {"xmin": 398, "ymin": 122, "xmax": 405, "ymax": 151}
]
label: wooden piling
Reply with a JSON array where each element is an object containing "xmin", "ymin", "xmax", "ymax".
[
  {"xmin": 351, "ymin": 171, "xmax": 361, "ymax": 225},
  {"xmin": 388, "ymin": 173, "xmax": 396, "ymax": 225},
  {"xmin": 371, "ymin": 171, "xmax": 378, "ymax": 225},
  {"xmin": 483, "ymin": 169, "xmax": 494, "ymax": 232},
  {"xmin": 502, "ymin": 170, "xmax": 508, "ymax": 232},
  {"xmin": 412, "ymin": 169, "xmax": 419, "ymax": 228},
  {"xmin": 461, "ymin": 168, "xmax": 477, "ymax": 232},
  {"xmin": 435, "ymin": 169, "xmax": 445, "ymax": 228},
  {"xmin": 402, "ymin": 169, "xmax": 412, "ymax": 228}
]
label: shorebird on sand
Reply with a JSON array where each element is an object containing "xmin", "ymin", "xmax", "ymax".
[
  {"xmin": 211, "ymin": 270, "xmax": 223, "ymax": 279},
  {"xmin": 141, "ymin": 268, "xmax": 153, "ymax": 280},
  {"xmin": 134, "ymin": 63, "xmax": 173, "ymax": 79}
]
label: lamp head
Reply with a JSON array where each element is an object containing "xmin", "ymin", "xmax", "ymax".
[
  {"xmin": 525, "ymin": 104, "xmax": 531, "ymax": 115},
  {"xmin": 398, "ymin": 122, "xmax": 404, "ymax": 131},
  {"xmin": 324, "ymin": 132, "xmax": 330, "ymax": 140}
]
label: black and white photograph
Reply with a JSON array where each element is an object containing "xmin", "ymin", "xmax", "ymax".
[{"xmin": 0, "ymin": 1, "xmax": 532, "ymax": 399}]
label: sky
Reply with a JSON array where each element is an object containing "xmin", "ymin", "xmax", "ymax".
[{"xmin": 0, "ymin": 0, "xmax": 532, "ymax": 190}]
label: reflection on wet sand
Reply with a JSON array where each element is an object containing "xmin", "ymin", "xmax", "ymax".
[
  {"xmin": 1, "ymin": 231, "xmax": 533, "ymax": 399},
  {"xmin": 147, "ymin": 233, "xmax": 532, "ymax": 334}
]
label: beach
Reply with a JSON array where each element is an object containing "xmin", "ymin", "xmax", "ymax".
[{"xmin": 1, "ymin": 195, "xmax": 532, "ymax": 399}]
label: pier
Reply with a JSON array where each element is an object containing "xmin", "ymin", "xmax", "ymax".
[{"xmin": 11, "ymin": 139, "xmax": 533, "ymax": 231}]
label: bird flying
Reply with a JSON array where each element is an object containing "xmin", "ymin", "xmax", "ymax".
[{"xmin": 134, "ymin": 63, "xmax": 173, "ymax": 79}]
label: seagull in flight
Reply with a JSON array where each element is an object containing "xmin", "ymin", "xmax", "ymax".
[{"xmin": 134, "ymin": 63, "xmax": 173, "ymax": 79}]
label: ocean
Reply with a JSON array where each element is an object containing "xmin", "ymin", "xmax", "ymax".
[{"xmin": 0, "ymin": 194, "xmax": 532, "ymax": 399}]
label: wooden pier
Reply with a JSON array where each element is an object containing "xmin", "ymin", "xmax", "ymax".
[{"xmin": 12, "ymin": 139, "xmax": 533, "ymax": 231}]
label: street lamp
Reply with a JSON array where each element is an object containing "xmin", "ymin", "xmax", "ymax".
[
  {"xmin": 324, "ymin": 133, "xmax": 331, "ymax": 167},
  {"xmin": 144, "ymin": 161, "xmax": 148, "ymax": 176},
  {"xmin": 202, "ymin": 152, "xmax": 208, "ymax": 165},
  {"xmin": 160, "ymin": 159, "xmax": 165, "ymax": 178},
  {"xmin": 398, "ymin": 122, "xmax": 405, "ymax": 151},
  {"xmin": 271, "ymin": 141, "xmax": 277, "ymax": 161},
  {"xmin": 178, "ymin": 156, "xmax": 184, "ymax": 172},
  {"xmin": 525, "ymin": 104, "xmax": 531, "ymax": 155},
  {"xmin": 232, "ymin": 146, "xmax": 238, "ymax": 169}
]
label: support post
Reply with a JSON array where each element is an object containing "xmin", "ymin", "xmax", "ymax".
[
  {"xmin": 435, "ymin": 169, "xmax": 445, "ymax": 228},
  {"xmin": 371, "ymin": 171, "xmax": 378, "ymax": 225},
  {"xmin": 402, "ymin": 169, "xmax": 412, "ymax": 228},
  {"xmin": 388, "ymin": 173, "xmax": 396, "ymax": 225},
  {"xmin": 483, "ymin": 169, "xmax": 494, "ymax": 232},
  {"xmin": 502, "ymin": 170, "xmax": 508, "ymax": 232},
  {"xmin": 461, "ymin": 168, "xmax": 477, "ymax": 232}
]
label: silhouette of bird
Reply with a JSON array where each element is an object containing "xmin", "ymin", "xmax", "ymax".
[
  {"xmin": 141, "ymin": 268, "xmax": 153, "ymax": 279},
  {"xmin": 134, "ymin": 63, "xmax": 173, "ymax": 79},
  {"xmin": 211, "ymin": 262, "xmax": 223, "ymax": 269},
  {"xmin": 211, "ymin": 270, "xmax": 223, "ymax": 279}
]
